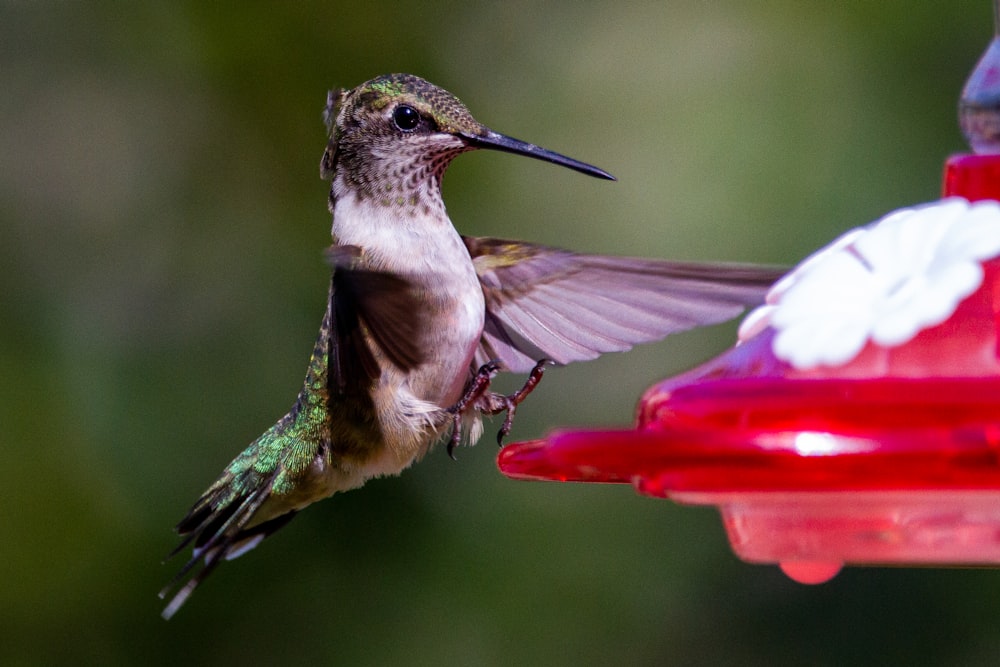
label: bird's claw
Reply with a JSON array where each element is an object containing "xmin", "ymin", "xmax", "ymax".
[
  {"xmin": 446, "ymin": 360, "xmax": 502, "ymax": 458},
  {"xmin": 495, "ymin": 358, "xmax": 551, "ymax": 445},
  {"xmin": 445, "ymin": 358, "xmax": 552, "ymax": 456},
  {"xmin": 447, "ymin": 358, "xmax": 555, "ymax": 456}
]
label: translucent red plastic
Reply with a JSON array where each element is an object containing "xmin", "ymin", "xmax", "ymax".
[{"xmin": 497, "ymin": 156, "xmax": 1000, "ymax": 583}]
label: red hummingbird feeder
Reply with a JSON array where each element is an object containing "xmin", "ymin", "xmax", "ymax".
[{"xmin": 497, "ymin": 10, "xmax": 1000, "ymax": 584}]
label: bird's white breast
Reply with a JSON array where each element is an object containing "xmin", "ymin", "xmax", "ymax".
[{"xmin": 331, "ymin": 191, "xmax": 485, "ymax": 464}]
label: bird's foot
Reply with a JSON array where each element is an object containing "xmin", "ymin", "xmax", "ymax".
[
  {"xmin": 446, "ymin": 360, "xmax": 502, "ymax": 458},
  {"xmin": 489, "ymin": 359, "xmax": 552, "ymax": 445},
  {"xmin": 445, "ymin": 359, "xmax": 552, "ymax": 457}
]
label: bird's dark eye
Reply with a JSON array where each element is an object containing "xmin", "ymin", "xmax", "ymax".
[{"xmin": 392, "ymin": 104, "xmax": 420, "ymax": 131}]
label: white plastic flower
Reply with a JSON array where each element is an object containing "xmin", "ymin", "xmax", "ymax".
[{"xmin": 738, "ymin": 198, "xmax": 1000, "ymax": 369}]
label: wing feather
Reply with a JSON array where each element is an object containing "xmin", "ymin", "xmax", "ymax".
[
  {"xmin": 324, "ymin": 245, "xmax": 427, "ymax": 395},
  {"xmin": 465, "ymin": 236, "xmax": 785, "ymax": 372}
]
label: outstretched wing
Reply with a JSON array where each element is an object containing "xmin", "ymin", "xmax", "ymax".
[{"xmin": 464, "ymin": 236, "xmax": 786, "ymax": 373}]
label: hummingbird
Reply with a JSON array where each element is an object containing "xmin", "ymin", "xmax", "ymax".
[{"xmin": 160, "ymin": 73, "xmax": 784, "ymax": 618}]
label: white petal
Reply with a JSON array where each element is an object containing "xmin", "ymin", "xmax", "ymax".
[
  {"xmin": 766, "ymin": 226, "xmax": 867, "ymax": 303},
  {"xmin": 935, "ymin": 200, "xmax": 1000, "ymax": 262},
  {"xmin": 774, "ymin": 315, "xmax": 871, "ymax": 368},
  {"xmin": 738, "ymin": 305, "xmax": 774, "ymax": 343}
]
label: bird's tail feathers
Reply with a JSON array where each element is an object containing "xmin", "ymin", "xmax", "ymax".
[{"xmin": 159, "ymin": 476, "xmax": 296, "ymax": 620}]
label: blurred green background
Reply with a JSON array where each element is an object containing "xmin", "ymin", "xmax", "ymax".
[{"xmin": 3, "ymin": 0, "xmax": 1000, "ymax": 664}]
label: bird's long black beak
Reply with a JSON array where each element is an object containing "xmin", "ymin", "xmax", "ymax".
[{"xmin": 463, "ymin": 130, "xmax": 615, "ymax": 181}]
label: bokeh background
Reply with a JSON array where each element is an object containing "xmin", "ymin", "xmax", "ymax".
[{"xmin": 4, "ymin": 1, "xmax": 1000, "ymax": 664}]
